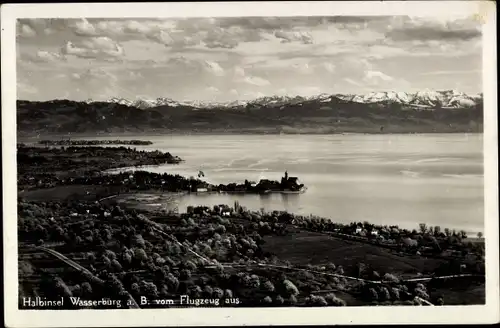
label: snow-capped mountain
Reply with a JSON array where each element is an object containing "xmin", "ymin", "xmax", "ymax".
[
  {"xmin": 93, "ymin": 90, "xmax": 482, "ymax": 110},
  {"xmin": 108, "ymin": 97, "xmax": 134, "ymax": 106},
  {"xmin": 339, "ymin": 90, "xmax": 480, "ymax": 108}
]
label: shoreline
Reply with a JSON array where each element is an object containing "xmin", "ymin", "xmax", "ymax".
[{"xmin": 17, "ymin": 131, "xmax": 484, "ymax": 140}]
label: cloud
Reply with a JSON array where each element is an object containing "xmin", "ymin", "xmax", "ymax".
[
  {"xmin": 248, "ymin": 57, "xmax": 313, "ymax": 74},
  {"xmin": 61, "ymin": 37, "xmax": 124, "ymax": 60},
  {"xmin": 241, "ymin": 91, "xmax": 267, "ymax": 99},
  {"xmin": 149, "ymin": 30, "xmax": 200, "ymax": 48},
  {"xmin": 19, "ymin": 49, "xmax": 66, "ymax": 64},
  {"xmin": 243, "ymin": 76, "xmax": 270, "ymax": 86},
  {"xmin": 17, "ymin": 24, "xmax": 36, "ymax": 38},
  {"xmin": 274, "ymin": 31, "xmax": 313, "ymax": 44},
  {"xmin": 17, "ymin": 81, "xmax": 38, "ymax": 95},
  {"xmin": 363, "ymin": 70, "xmax": 394, "ymax": 84},
  {"xmin": 292, "ymin": 86, "xmax": 322, "ymax": 96},
  {"xmin": 72, "ymin": 68, "xmax": 118, "ymax": 82},
  {"xmin": 34, "ymin": 50, "xmax": 66, "ymax": 62},
  {"xmin": 202, "ymin": 28, "xmax": 241, "ymax": 49},
  {"xmin": 64, "ymin": 18, "xmax": 266, "ymax": 50},
  {"xmin": 16, "ymin": 17, "xmax": 484, "ymax": 101},
  {"xmin": 344, "ymin": 78, "xmax": 363, "ymax": 87},
  {"xmin": 323, "ymin": 62, "xmax": 336, "ymax": 73},
  {"xmin": 17, "ymin": 19, "xmax": 70, "ymax": 38},
  {"xmin": 122, "ymin": 20, "xmax": 155, "ymax": 34},
  {"xmin": 205, "ymin": 86, "xmax": 220, "ymax": 96},
  {"xmin": 419, "ymin": 69, "xmax": 481, "ymax": 76},
  {"xmin": 233, "ymin": 66, "xmax": 246, "ymax": 79},
  {"xmin": 215, "ymin": 16, "xmax": 386, "ymax": 31},
  {"xmin": 386, "ymin": 17, "xmax": 481, "ymax": 42},
  {"xmin": 203, "ymin": 60, "xmax": 225, "ymax": 76},
  {"xmin": 274, "ymin": 30, "xmax": 313, "ymax": 44},
  {"xmin": 230, "ymin": 65, "xmax": 271, "ymax": 86},
  {"xmin": 73, "ymin": 18, "xmax": 98, "ymax": 36},
  {"xmin": 388, "ymin": 26, "xmax": 481, "ymax": 42}
]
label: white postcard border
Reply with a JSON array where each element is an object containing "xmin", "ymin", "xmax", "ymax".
[{"xmin": 2, "ymin": 1, "xmax": 498, "ymax": 327}]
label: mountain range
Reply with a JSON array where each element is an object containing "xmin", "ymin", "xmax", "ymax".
[
  {"xmin": 18, "ymin": 90, "xmax": 483, "ymax": 136},
  {"xmin": 90, "ymin": 90, "xmax": 482, "ymax": 110}
]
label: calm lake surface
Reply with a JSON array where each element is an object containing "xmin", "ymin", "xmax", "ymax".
[{"xmin": 93, "ymin": 134, "xmax": 483, "ymax": 234}]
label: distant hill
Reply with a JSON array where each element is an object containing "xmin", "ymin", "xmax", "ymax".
[{"xmin": 17, "ymin": 91, "xmax": 483, "ymax": 136}]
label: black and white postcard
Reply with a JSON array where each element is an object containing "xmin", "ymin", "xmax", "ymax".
[{"xmin": 2, "ymin": 1, "xmax": 498, "ymax": 327}]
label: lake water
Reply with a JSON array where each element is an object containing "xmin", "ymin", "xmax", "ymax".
[{"xmin": 92, "ymin": 133, "xmax": 483, "ymax": 235}]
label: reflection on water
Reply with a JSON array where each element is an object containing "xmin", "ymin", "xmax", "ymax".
[{"xmin": 97, "ymin": 133, "xmax": 483, "ymax": 234}]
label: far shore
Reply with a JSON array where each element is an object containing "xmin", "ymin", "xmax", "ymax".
[
  {"xmin": 17, "ymin": 130, "xmax": 484, "ymax": 142},
  {"xmin": 37, "ymin": 139, "xmax": 154, "ymax": 146}
]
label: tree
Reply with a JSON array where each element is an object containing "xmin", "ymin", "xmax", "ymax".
[
  {"xmin": 131, "ymin": 283, "xmax": 140, "ymax": 295},
  {"xmin": 262, "ymin": 296, "xmax": 273, "ymax": 305},
  {"xmin": 477, "ymin": 232, "xmax": 483, "ymax": 239},
  {"xmin": 123, "ymin": 252, "xmax": 132, "ymax": 265},
  {"xmin": 81, "ymin": 282, "xmax": 93, "ymax": 297},
  {"xmin": 102, "ymin": 256, "xmax": 112, "ymax": 269},
  {"xmin": 383, "ymin": 273, "xmax": 400, "ymax": 283},
  {"xmin": 104, "ymin": 250, "xmax": 117, "ymax": 261},
  {"xmin": 283, "ymin": 279, "xmax": 299, "ymax": 296},
  {"xmin": 262, "ymin": 280, "xmax": 275, "ymax": 292},
  {"xmin": 203, "ymin": 285, "xmax": 214, "ymax": 297},
  {"xmin": 213, "ymin": 287, "xmax": 224, "ymax": 298},
  {"xmin": 415, "ymin": 288, "xmax": 429, "ymax": 300},
  {"xmin": 111, "ymin": 259, "xmax": 123, "ymax": 272},
  {"xmin": 249, "ymin": 275, "xmax": 260, "ymax": 289},
  {"xmin": 166, "ymin": 274, "xmax": 179, "ymax": 292},
  {"xmin": 184, "ymin": 260, "xmax": 197, "ymax": 271},
  {"xmin": 368, "ymin": 288, "xmax": 379, "ymax": 301},
  {"xmin": 308, "ymin": 295, "xmax": 328, "ymax": 306},
  {"xmin": 54, "ymin": 277, "xmax": 73, "ymax": 297},
  {"xmin": 379, "ymin": 287, "xmax": 391, "ymax": 301},
  {"xmin": 419, "ymin": 223, "xmax": 427, "ymax": 234},
  {"xmin": 134, "ymin": 248, "xmax": 148, "ymax": 262},
  {"xmin": 132, "ymin": 234, "xmax": 146, "ymax": 248},
  {"xmin": 444, "ymin": 228, "xmax": 451, "ymax": 237},
  {"xmin": 414, "ymin": 284, "xmax": 429, "ymax": 300},
  {"xmin": 356, "ymin": 263, "xmax": 367, "ymax": 277},
  {"xmin": 86, "ymin": 252, "xmax": 96, "ymax": 263},
  {"xmin": 224, "ymin": 289, "xmax": 233, "ymax": 298},
  {"xmin": 390, "ymin": 287, "xmax": 400, "ymax": 300},
  {"xmin": 155, "ymin": 256, "xmax": 166, "ymax": 266},
  {"xmin": 325, "ymin": 293, "xmax": 346, "ymax": 306},
  {"xmin": 403, "ymin": 237, "xmax": 418, "ymax": 248},
  {"xmin": 434, "ymin": 226, "xmax": 441, "ymax": 236},
  {"xmin": 180, "ymin": 269, "xmax": 192, "ymax": 280},
  {"xmin": 324, "ymin": 293, "xmax": 337, "ymax": 305},
  {"xmin": 326, "ymin": 262, "xmax": 336, "ymax": 271}
]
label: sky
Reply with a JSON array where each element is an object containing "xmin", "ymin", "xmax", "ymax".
[{"xmin": 16, "ymin": 16, "xmax": 483, "ymax": 102}]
